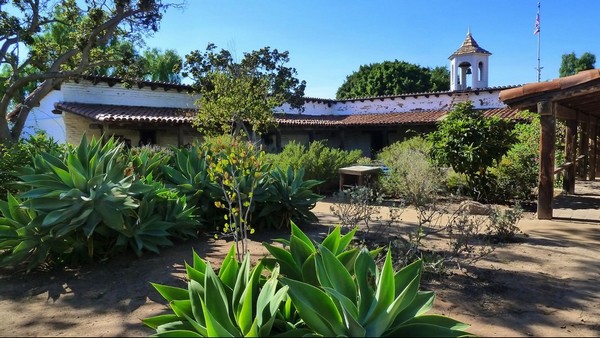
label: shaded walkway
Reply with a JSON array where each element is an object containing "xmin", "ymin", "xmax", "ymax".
[{"xmin": 553, "ymin": 179, "xmax": 600, "ymax": 222}]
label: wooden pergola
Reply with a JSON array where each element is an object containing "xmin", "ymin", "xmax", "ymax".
[{"xmin": 500, "ymin": 69, "xmax": 600, "ymax": 219}]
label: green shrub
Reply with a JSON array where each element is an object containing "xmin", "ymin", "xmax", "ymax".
[
  {"xmin": 0, "ymin": 135, "xmax": 200, "ymax": 270},
  {"xmin": 377, "ymin": 137, "xmax": 443, "ymax": 204},
  {"xmin": 491, "ymin": 113, "xmax": 539, "ymax": 202},
  {"xmin": 268, "ymin": 140, "xmax": 362, "ymax": 193},
  {"xmin": 429, "ymin": 102, "xmax": 516, "ymax": 202},
  {"xmin": 0, "ymin": 132, "xmax": 65, "ymax": 197}
]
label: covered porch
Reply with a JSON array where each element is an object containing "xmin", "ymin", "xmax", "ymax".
[{"xmin": 500, "ymin": 69, "xmax": 600, "ymax": 219}]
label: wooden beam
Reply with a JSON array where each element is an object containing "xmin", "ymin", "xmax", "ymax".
[
  {"xmin": 555, "ymin": 104, "xmax": 577, "ymax": 120},
  {"xmin": 563, "ymin": 118, "xmax": 577, "ymax": 194},
  {"xmin": 537, "ymin": 100, "xmax": 556, "ymax": 220}
]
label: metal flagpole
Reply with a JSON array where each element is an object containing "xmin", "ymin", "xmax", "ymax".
[{"xmin": 534, "ymin": 1, "xmax": 542, "ymax": 82}]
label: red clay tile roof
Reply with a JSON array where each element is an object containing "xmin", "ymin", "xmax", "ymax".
[
  {"xmin": 449, "ymin": 32, "xmax": 491, "ymax": 59},
  {"xmin": 275, "ymin": 110, "xmax": 446, "ymax": 126},
  {"xmin": 500, "ymin": 69, "xmax": 600, "ymax": 105},
  {"xmin": 55, "ymin": 102, "xmax": 194, "ymax": 124},
  {"xmin": 55, "ymin": 102, "xmax": 525, "ymax": 128}
]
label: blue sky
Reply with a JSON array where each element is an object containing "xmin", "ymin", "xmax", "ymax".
[{"xmin": 144, "ymin": 0, "xmax": 600, "ymax": 99}]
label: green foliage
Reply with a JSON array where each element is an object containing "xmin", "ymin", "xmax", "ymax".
[
  {"xmin": 429, "ymin": 102, "xmax": 516, "ymax": 201},
  {"xmin": 267, "ymin": 140, "xmax": 363, "ymax": 193},
  {"xmin": 160, "ymin": 143, "xmax": 217, "ymax": 216},
  {"xmin": 140, "ymin": 48, "xmax": 183, "ymax": 83},
  {"xmin": 0, "ymin": 135, "xmax": 199, "ymax": 270},
  {"xmin": 1, "ymin": 0, "xmax": 173, "ymax": 141},
  {"xmin": 146, "ymin": 223, "xmax": 470, "ymax": 337},
  {"xmin": 254, "ymin": 167, "xmax": 323, "ymax": 229},
  {"xmin": 0, "ymin": 132, "xmax": 65, "ymax": 196},
  {"xmin": 126, "ymin": 145, "xmax": 173, "ymax": 182},
  {"xmin": 144, "ymin": 246, "xmax": 298, "ymax": 337},
  {"xmin": 487, "ymin": 205, "xmax": 523, "ymax": 242},
  {"xmin": 336, "ymin": 60, "xmax": 450, "ymax": 99},
  {"xmin": 282, "ymin": 248, "xmax": 469, "ymax": 337},
  {"xmin": 559, "ymin": 52, "xmax": 596, "ymax": 77},
  {"xmin": 376, "ymin": 137, "xmax": 442, "ymax": 204},
  {"xmin": 492, "ymin": 112, "xmax": 540, "ymax": 202},
  {"xmin": 206, "ymin": 135, "xmax": 270, "ymax": 259},
  {"xmin": 263, "ymin": 223, "xmax": 372, "ymax": 284},
  {"xmin": 184, "ymin": 44, "xmax": 306, "ymax": 137}
]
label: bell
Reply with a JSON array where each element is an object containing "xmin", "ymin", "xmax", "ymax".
[{"xmin": 466, "ymin": 67, "xmax": 472, "ymax": 75}]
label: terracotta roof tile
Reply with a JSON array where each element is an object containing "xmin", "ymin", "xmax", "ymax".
[
  {"xmin": 500, "ymin": 69, "xmax": 600, "ymax": 105},
  {"xmin": 55, "ymin": 102, "xmax": 194, "ymax": 124},
  {"xmin": 55, "ymin": 102, "xmax": 525, "ymax": 128}
]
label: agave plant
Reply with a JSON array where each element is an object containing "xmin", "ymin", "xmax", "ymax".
[
  {"xmin": 160, "ymin": 145, "xmax": 210, "ymax": 206},
  {"xmin": 281, "ymin": 245, "xmax": 471, "ymax": 336},
  {"xmin": 118, "ymin": 181, "xmax": 200, "ymax": 256},
  {"xmin": 253, "ymin": 167, "xmax": 323, "ymax": 229},
  {"xmin": 0, "ymin": 135, "xmax": 202, "ymax": 270},
  {"xmin": 262, "ymin": 223, "xmax": 379, "ymax": 285},
  {"xmin": 144, "ymin": 246, "xmax": 304, "ymax": 337},
  {"xmin": 126, "ymin": 145, "xmax": 173, "ymax": 181}
]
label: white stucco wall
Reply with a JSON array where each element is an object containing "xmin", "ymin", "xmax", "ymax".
[
  {"xmin": 279, "ymin": 89, "xmax": 505, "ymax": 116},
  {"xmin": 61, "ymin": 81, "xmax": 198, "ymax": 108},
  {"xmin": 22, "ymin": 90, "xmax": 66, "ymax": 142}
]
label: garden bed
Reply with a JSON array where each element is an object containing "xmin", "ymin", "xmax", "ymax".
[{"xmin": 0, "ymin": 203, "xmax": 599, "ymax": 337}]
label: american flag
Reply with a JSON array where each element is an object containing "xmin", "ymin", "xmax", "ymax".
[{"xmin": 534, "ymin": 2, "xmax": 540, "ymax": 35}]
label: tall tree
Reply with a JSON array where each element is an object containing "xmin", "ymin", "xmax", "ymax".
[
  {"xmin": 559, "ymin": 52, "xmax": 596, "ymax": 77},
  {"xmin": 0, "ymin": 0, "xmax": 181, "ymax": 143},
  {"xmin": 183, "ymin": 43, "xmax": 306, "ymax": 137},
  {"xmin": 336, "ymin": 60, "xmax": 450, "ymax": 99},
  {"xmin": 140, "ymin": 48, "xmax": 182, "ymax": 83}
]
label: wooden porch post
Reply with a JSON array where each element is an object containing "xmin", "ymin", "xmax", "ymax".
[
  {"xmin": 563, "ymin": 118, "xmax": 577, "ymax": 194},
  {"xmin": 578, "ymin": 120, "xmax": 589, "ymax": 179},
  {"xmin": 589, "ymin": 118, "xmax": 598, "ymax": 180},
  {"xmin": 538, "ymin": 100, "xmax": 556, "ymax": 220},
  {"xmin": 596, "ymin": 125, "xmax": 600, "ymax": 177}
]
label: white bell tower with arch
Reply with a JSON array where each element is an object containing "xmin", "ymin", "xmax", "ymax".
[{"xmin": 449, "ymin": 29, "xmax": 491, "ymax": 91}]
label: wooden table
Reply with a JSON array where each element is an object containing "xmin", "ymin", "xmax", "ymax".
[{"xmin": 338, "ymin": 165, "xmax": 381, "ymax": 191}]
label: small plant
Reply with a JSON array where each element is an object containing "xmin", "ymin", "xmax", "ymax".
[
  {"xmin": 377, "ymin": 136, "xmax": 443, "ymax": 203},
  {"xmin": 487, "ymin": 205, "xmax": 523, "ymax": 241},
  {"xmin": 206, "ymin": 135, "xmax": 270, "ymax": 261},
  {"xmin": 330, "ymin": 185, "xmax": 384, "ymax": 229}
]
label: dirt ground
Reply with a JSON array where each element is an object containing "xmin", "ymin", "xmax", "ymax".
[{"xmin": 1, "ymin": 200, "xmax": 599, "ymax": 337}]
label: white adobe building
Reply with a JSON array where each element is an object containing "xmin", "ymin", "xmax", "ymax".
[{"xmin": 22, "ymin": 31, "xmax": 521, "ymax": 157}]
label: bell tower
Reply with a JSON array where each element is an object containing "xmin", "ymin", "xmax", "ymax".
[{"xmin": 449, "ymin": 29, "xmax": 491, "ymax": 91}]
